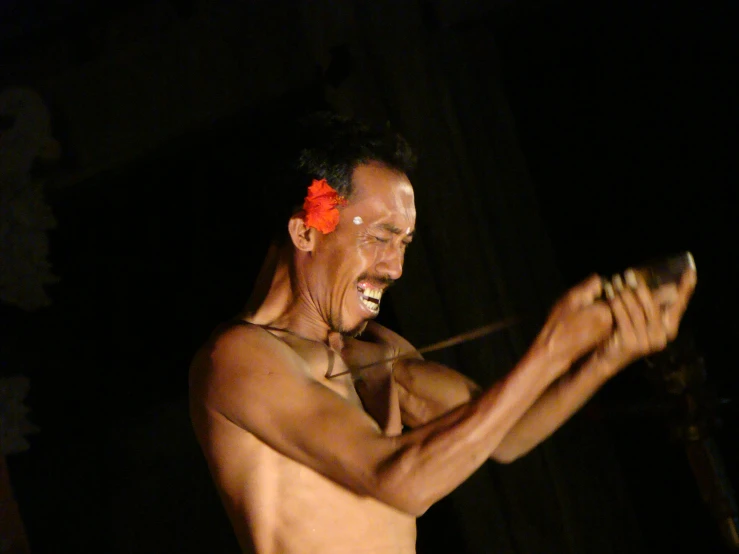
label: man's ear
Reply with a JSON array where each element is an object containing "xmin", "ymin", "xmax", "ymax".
[{"xmin": 288, "ymin": 215, "xmax": 316, "ymax": 252}]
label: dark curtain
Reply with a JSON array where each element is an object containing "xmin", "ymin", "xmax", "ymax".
[
  {"xmin": 303, "ymin": 1, "xmax": 646, "ymax": 552},
  {"xmin": 2, "ymin": 1, "xmax": 653, "ymax": 552}
]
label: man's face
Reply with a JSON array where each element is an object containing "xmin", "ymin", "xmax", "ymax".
[{"xmin": 307, "ymin": 162, "xmax": 416, "ymax": 336}]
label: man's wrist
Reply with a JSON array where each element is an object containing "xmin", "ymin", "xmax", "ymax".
[
  {"xmin": 524, "ymin": 340, "xmax": 575, "ymax": 383},
  {"xmin": 578, "ymin": 353, "xmax": 619, "ymax": 384}
]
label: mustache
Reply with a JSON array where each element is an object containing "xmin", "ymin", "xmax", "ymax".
[{"xmin": 357, "ymin": 274, "xmax": 396, "ymax": 289}]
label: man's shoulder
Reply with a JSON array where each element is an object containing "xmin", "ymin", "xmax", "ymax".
[
  {"xmin": 213, "ymin": 319, "xmax": 284, "ymax": 350},
  {"xmin": 363, "ymin": 321, "xmax": 417, "ymax": 352},
  {"xmin": 190, "ymin": 321, "xmax": 302, "ymax": 383}
]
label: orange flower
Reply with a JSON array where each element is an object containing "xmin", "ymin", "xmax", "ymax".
[{"xmin": 302, "ymin": 179, "xmax": 348, "ymax": 234}]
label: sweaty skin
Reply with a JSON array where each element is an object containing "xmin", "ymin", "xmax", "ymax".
[{"xmin": 189, "ymin": 162, "xmax": 696, "ymax": 553}]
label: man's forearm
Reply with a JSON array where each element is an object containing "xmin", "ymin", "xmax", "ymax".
[
  {"xmin": 489, "ymin": 356, "xmax": 612, "ymax": 463},
  {"xmin": 379, "ymin": 343, "xmax": 573, "ymax": 515},
  {"xmin": 376, "ymin": 297, "xmax": 619, "ymax": 514}
]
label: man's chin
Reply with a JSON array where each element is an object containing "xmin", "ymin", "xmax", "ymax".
[
  {"xmin": 348, "ymin": 320, "xmax": 370, "ymax": 338},
  {"xmin": 334, "ymin": 319, "xmax": 369, "ymax": 338}
]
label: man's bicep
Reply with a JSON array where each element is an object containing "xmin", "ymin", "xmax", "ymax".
[
  {"xmin": 193, "ymin": 328, "xmax": 390, "ymax": 496},
  {"xmin": 394, "ymin": 359, "xmax": 481, "ymax": 428},
  {"xmin": 361, "ymin": 322, "xmax": 481, "ymax": 426}
]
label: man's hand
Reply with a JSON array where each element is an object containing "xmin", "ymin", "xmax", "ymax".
[
  {"xmin": 533, "ymin": 274, "xmax": 615, "ymax": 369},
  {"xmin": 487, "ymin": 266, "xmax": 695, "ymax": 463},
  {"xmin": 591, "ymin": 266, "xmax": 697, "ymax": 377}
]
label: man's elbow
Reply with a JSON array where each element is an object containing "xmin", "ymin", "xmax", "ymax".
[
  {"xmin": 489, "ymin": 444, "xmax": 526, "ymax": 464},
  {"xmin": 369, "ymin": 450, "xmax": 433, "ymax": 517},
  {"xmin": 490, "ymin": 451, "xmax": 517, "ymax": 464},
  {"xmin": 375, "ymin": 483, "xmax": 432, "ymax": 518}
]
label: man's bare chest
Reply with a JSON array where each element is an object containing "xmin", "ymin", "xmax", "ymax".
[{"xmin": 287, "ymin": 337, "xmax": 403, "ymax": 436}]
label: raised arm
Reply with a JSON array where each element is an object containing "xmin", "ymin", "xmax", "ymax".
[
  {"xmin": 490, "ymin": 267, "xmax": 696, "ymax": 461},
  {"xmin": 370, "ymin": 268, "xmax": 697, "ymax": 464},
  {"xmin": 191, "ymin": 276, "xmax": 614, "ymax": 516}
]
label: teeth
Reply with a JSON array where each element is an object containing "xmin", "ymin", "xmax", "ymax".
[
  {"xmin": 360, "ymin": 297, "xmax": 380, "ymax": 313},
  {"xmin": 364, "ymin": 287, "xmax": 382, "ymax": 301},
  {"xmin": 358, "ymin": 285, "xmax": 382, "ymax": 313}
]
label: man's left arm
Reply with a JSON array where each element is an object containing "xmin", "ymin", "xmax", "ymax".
[
  {"xmin": 391, "ymin": 268, "xmax": 696, "ymax": 462},
  {"xmin": 352, "ymin": 319, "xmax": 609, "ymax": 460},
  {"xmin": 348, "ymin": 323, "xmax": 595, "ymax": 461}
]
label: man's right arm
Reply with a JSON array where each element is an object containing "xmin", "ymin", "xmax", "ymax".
[{"xmin": 189, "ymin": 279, "xmax": 613, "ymax": 517}]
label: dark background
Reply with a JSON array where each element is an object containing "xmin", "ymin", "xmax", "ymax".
[{"xmin": 1, "ymin": 1, "xmax": 736, "ymax": 553}]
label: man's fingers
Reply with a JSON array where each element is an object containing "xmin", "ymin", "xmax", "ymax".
[
  {"xmin": 607, "ymin": 271, "xmax": 656, "ymax": 356},
  {"xmin": 679, "ymin": 267, "xmax": 698, "ymax": 297},
  {"xmin": 629, "ymin": 273, "xmax": 671, "ymax": 352},
  {"xmin": 588, "ymin": 264, "xmax": 696, "ymax": 369},
  {"xmin": 646, "ymin": 321, "xmax": 669, "ymax": 352},
  {"xmin": 621, "ymin": 285, "xmax": 647, "ymax": 333},
  {"xmin": 662, "ymin": 268, "xmax": 697, "ymax": 339},
  {"xmin": 607, "ymin": 290, "xmax": 633, "ymax": 343},
  {"xmin": 627, "ymin": 269, "xmax": 657, "ymax": 323},
  {"xmin": 652, "ymin": 284, "xmax": 679, "ymax": 306},
  {"xmin": 569, "ymin": 274, "xmax": 604, "ymax": 307}
]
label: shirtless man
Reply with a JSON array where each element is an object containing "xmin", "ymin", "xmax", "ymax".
[{"xmin": 189, "ymin": 114, "xmax": 696, "ymax": 553}]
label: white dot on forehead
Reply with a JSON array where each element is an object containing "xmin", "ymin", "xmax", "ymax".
[{"xmin": 353, "ymin": 216, "xmax": 364, "ymax": 225}]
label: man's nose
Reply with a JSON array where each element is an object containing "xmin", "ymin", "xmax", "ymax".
[{"xmin": 376, "ymin": 247, "xmax": 403, "ymax": 281}]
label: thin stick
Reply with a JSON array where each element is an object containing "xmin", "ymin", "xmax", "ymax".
[{"xmin": 326, "ymin": 315, "xmax": 523, "ymax": 379}]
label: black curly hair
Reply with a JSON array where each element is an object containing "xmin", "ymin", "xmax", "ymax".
[
  {"xmin": 266, "ymin": 112, "xmax": 416, "ymax": 241},
  {"xmin": 295, "ymin": 112, "xmax": 416, "ymax": 196}
]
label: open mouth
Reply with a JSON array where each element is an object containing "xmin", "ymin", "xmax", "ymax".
[{"xmin": 357, "ymin": 282, "xmax": 383, "ymax": 314}]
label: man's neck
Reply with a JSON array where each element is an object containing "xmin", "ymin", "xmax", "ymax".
[{"xmin": 242, "ymin": 241, "xmax": 332, "ymax": 344}]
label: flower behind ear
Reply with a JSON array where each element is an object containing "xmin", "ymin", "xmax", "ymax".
[{"xmin": 302, "ymin": 179, "xmax": 347, "ymax": 234}]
